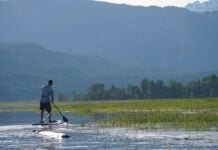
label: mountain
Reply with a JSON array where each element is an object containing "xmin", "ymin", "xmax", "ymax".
[
  {"xmin": 186, "ymin": 0, "xmax": 218, "ymax": 12},
  {"xmin": 0, "ymin": 0, "xmax": 218, "ymax": 101},
  {"xmin": 0, "ymin": 0, "xmax": 218, "ymax": 73},
  {"xmin": 0, "ymin": 43, "xmax": 218, "ymax": 101},
  {"xmin": 0, "ymin": 43, "xmax": 125, "ymax": 77},
  {"xmin": 0, "ymin": 43, "xmax": 136, "ymax": 101},
  {"xmin": 1, "ymin": 43, "xmax": 165, "ymax": 101}
]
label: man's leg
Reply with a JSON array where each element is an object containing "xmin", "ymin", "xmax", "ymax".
[
  {"xmin": 40, "ymin": 103, "xmax": 44, "ymax": 122},
  {"xmin": 40, "ymin": 110, "xmax": 44, "ymax": 122},
  {"xmin": 48, "ymin": 111, "xmax": 51, "ymax": 122},
  {"xmin": 46, "ymin": 103, "xmax": 53, "ymax": 122}
]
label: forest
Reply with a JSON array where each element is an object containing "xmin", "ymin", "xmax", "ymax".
[{"xmin": 73, "ymin": 74, "xmax": 218, "ymax": 101}]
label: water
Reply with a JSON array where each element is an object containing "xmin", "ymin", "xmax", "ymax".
[{"xmin": 0, "ymin": 112, "xmax": 218, "ymax": 150}]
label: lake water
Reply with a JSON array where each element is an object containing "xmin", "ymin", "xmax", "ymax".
[{"xmin": 0, "ymin": 112, "xmax": 218, "ymax": 150}]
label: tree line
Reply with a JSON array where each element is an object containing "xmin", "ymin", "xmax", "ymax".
[{"xmin": 73, "ymin": 74, "xmax": 218, "ymax": 101}]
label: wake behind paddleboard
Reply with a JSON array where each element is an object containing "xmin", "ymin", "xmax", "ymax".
[{"xmin": 33, "ymin": 130, "xmax": 70, "ymax": 138}]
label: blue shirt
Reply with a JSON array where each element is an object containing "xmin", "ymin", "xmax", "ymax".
[{"xmin": 40, "ymin": 85, "xmax": 54, "ymax": 103}]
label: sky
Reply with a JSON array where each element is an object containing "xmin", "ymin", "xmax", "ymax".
[{"xmin": 95, "ymin": 0, "xmax": 208, "ymax": 7}]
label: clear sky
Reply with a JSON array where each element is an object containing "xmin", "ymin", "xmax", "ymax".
[{"xmin": 95, "ymin": 0, "xmax": 208, "ymax": 7}]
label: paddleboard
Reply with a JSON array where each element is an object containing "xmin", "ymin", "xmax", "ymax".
[{"xmin": 32, "ymin": 120, "xmax": 63, "ymax": 126}]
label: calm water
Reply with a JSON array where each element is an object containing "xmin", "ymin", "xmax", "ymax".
[{"xmin": 0, "ymin": 112, "xmax": 218, "ymax": 150}]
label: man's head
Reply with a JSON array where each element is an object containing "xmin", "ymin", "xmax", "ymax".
[{"xmin": 48, "ymin": 80, "xmax": 53, "ymax": 86}]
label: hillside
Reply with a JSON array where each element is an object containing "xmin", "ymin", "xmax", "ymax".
[
  {"xmin": 1, "ymin": 0, "xmax": 218, "ymax": 101},
  {"xmin": 1, "ymin": 43, "xmax": 161, "ymax": 101},
  {"xmin": 0, "ymin": 43, "xmax": 124, "ymax": 100},
  {"xmin": 0, "ymin": 0, "xmax": 218, "ymax": 73},
  {"xmin": 1, "ymin": 43, "xmax": 218, "ymax": 101},
  {"xmin": 0, "ymin": 43, "xmax": 121, "ymax": 77}
]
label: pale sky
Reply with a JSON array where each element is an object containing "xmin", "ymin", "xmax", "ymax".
[{"xmin": 95, "ymin": 0, "xmax": 208, "ymax": 7}]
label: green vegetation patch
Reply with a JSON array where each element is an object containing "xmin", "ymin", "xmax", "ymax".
[
  {"xmin": 0, "ymin": 101, "xmax": 38, "ymax": 112},
  {"xmin": 1, "ymin": 98, "xmax": 217, "ymax": 130},
  {"xmin": 61, "ymin": 98, "xmax": 218, "ymax": 114},
  {"xmin": 103, "ymin": 111, "xmax": 218, "ymax": 130},
  {"xmin": 63, "ymin": 98, "xmax": 218, "ymax": 130}
]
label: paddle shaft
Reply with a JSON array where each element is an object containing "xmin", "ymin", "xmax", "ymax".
[
  {"xmin": 52, "ymin": 103, "xmax": 68, "ymax": 122},
  {"xmin": 52, "ymin": 103, "xmax": 63, "ymax": 116}
]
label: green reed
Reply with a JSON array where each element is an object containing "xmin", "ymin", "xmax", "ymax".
[
  {"xmin": 102, "ymin": 110, "xmax": 218, "ymax": 130},
  {"xmin": 1, "ymin": 98, "xmax": 217, "ymax": 130}
]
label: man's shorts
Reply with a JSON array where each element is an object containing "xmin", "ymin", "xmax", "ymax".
[{"xmin": 40, "ymin": 103, "xmax": 51, "ymax": 112}]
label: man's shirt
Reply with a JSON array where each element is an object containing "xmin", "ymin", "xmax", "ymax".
[{"xmin": 40, "ymin": 85, "xmax": 54, "ymax": 103}]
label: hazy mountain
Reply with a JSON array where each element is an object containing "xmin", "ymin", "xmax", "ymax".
[
  {"xmin": 0, "ymin": 43, "xmax": 152, "ymax": 101},
  {"xmin": 0, "ymin": 0, "xmax": 218, "ymax": 73},
  {"xmin": 1, "ymin": 0, "xmax": 218, "ymax": 101},
  {"xmin": 186, "ymin": 0, "xmax": 218, "ymax": 12},
  {"xmin": 0, "ymin": 43, "xmax": 123, "ymax": 77},
  {"xmin": 0, "ymin": 43, "xmax": 119, "ymax": 100},
  {"xmin": 0, "ymin": 0, "xmax": 218, "ymax": 72},
  {"xmin": 0, "ymin": 43, "xmax": 217, "ymax": 101}
]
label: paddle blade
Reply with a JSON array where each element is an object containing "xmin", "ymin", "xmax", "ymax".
[{"xmin": 63, "ymin": 116, "xmax": 68, "ymax": 123}]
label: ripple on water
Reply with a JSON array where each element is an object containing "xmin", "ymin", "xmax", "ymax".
[{"xmin": 0, "ymin": 112, "xmax": 218, "ymax": 149}]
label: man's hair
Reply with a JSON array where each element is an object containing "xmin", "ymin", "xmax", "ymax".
[{"xmin": 48, "ymin": 80, "xmax": 53, "ymax": 85}]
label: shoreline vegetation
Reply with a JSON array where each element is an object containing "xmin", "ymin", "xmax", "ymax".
[
  {"xmin": 73, "ymin": 74, "xmax": 218, "ymax": 101},
  {"xmin": 0, "ymin": 98, "xmax": 217, "ymax": 130}
]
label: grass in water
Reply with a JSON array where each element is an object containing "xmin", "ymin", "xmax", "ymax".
[
  {"xmin": 103, "ymin": 111, "xmax": 218, "ymax": 130},
  {"xmin": 0, "ymin": 98, "xmax": 217, "ymax": 130}
]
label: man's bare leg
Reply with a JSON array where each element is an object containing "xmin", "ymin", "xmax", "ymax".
[
  {"xmin": 48, "ymin": 112, "xmax": 51, "ymax": 122},
  {"xmin": 40, "ymin": 110, "xmax": 44, "ymax": 122}
]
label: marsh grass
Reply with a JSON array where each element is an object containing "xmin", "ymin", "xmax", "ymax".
[
  {"xmin": 61, "ymin": 98, "xmax": 218, "ymax": 130},
  {"xmin": 0, "ymin": 101, "xmax": 38, "ymax": 112},
  {"xmin": 49, "ymin": 98, "xmax": 218, "ymax": 115},
  {"xmin": 103, "ymin": 111, "xmax": 218, "ymax": 130},
  {"xmin": 0, "ymin": 98, "xmax": 217, "ymax": 130}
]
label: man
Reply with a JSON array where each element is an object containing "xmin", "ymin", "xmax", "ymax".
[{"xmin": 40, "ymin": 80, "xmax": 55, "ymax": 123}]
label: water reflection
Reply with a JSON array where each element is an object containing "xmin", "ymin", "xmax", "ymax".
[
  {"xmin": 0, "ymin": 112, "xmax": 217, "ymax": 150},
  {"xmin": 40, "ymin": 137, "xmax": 58, "ymax": 150}
]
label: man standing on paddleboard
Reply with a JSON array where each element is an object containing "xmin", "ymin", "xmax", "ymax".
[{"xmin": 40, "ymin": 80, "xmax": 55, "ymax": 123}]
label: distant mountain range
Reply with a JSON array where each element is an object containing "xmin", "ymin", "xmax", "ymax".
[
  {"xmin": 0, "ymin": 0, "xmax": 218, "ymax": 101},
  {"xmin": 0, "ymin": 43, "xmax": 217, "ymax": 101},
  {"xmin": 0, "ymin": 0, "xmax": 218, "ymax": 73},
  {"xmin": 186, "ymin": 0, "xmax": 218, "ymax": 12},
  {"xmin": 0, "ymin": 43, "xmax": 157, "ymax": 101}
]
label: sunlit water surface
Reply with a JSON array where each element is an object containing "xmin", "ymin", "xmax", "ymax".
[{"xmin": 0, "ymin": 112, "xmax": 217, "ymax": 150}]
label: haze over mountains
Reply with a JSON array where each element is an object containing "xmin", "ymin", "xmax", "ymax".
[{"xmin": 0, "ymin": 0, "xmax": 218, "ymax": 101}]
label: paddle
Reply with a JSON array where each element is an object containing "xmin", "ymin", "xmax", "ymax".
[{"xmin": 52, "ymin": 103, "xmax": 68, "ymax": 123}]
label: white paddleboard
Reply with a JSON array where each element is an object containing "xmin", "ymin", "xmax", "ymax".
[{"xmin": 32, "ymin": 120, "xmax": 63, "ymax": 126}]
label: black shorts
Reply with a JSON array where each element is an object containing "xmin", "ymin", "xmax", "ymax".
[{"xmin": 40, "ymin": 103, "xmax": 51, "ymax": 112}]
